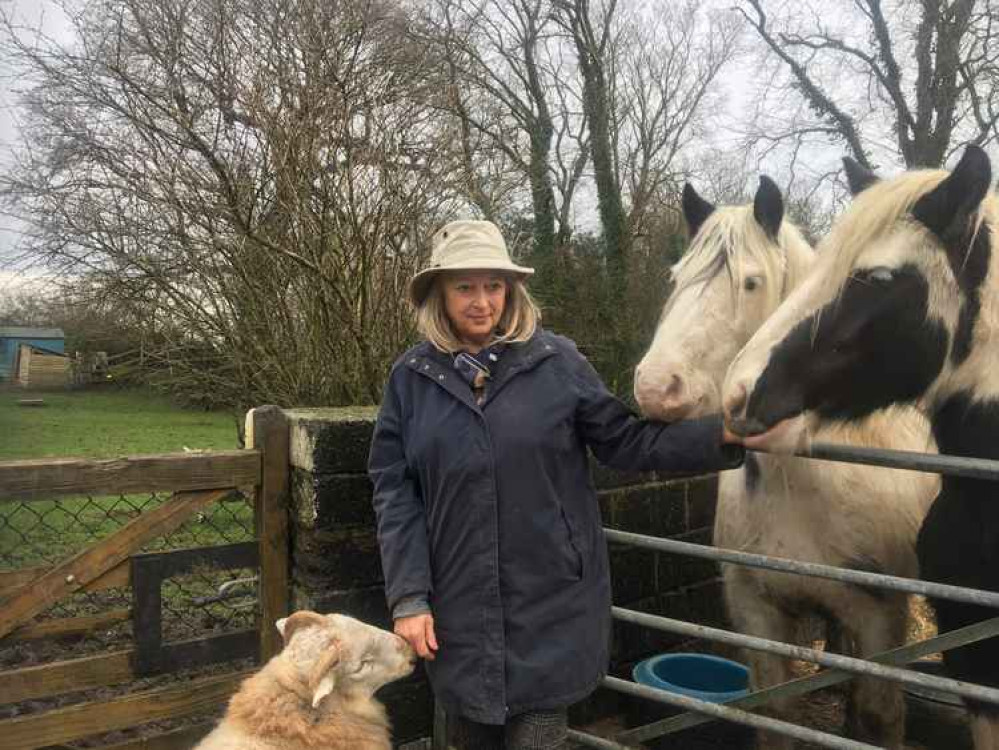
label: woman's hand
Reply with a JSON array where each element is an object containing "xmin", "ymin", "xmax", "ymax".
[
  {"xmin": 394, "ymin": 613, "xmax": 439, "ymax": 661},
  {"xmin": 722, "ymin": 425, "xmax": 744, "ymax": 445}
]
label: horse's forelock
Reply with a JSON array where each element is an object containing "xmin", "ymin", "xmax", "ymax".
[
  {"xmin": 821, "ymin": 169, "xmax": 957, "ymax": 299},
  {"xmin": 670, "ymin": 204, "xmax": 811, "ymax": 319}
]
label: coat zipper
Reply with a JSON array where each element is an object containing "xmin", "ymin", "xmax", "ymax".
[{"xmin": 479, "ymin": 412, "xmax": 509, "ymax": 714}]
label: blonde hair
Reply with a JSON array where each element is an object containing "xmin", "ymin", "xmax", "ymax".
[{"xmin": 415, "ymin": 273, "xmax": 541, "ymax": 353}]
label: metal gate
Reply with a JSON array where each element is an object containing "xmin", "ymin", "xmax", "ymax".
[{"xmin": 569, "ymin": 442, "xmax": 999, "ymax": 750}]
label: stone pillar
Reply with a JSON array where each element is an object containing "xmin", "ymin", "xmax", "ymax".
[{"xmin": 287, "ymin": 407, "xmax": 432, "ymax": 744}]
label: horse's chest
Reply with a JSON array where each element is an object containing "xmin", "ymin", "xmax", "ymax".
[
  {"xmin": 923, "ymin": 395, "xmax": 999, "ymax": 589},
  {"xmin": 917, "ymin": 479, "xmax": 999, "ymax": 588},
  {"xmin": 715, "ymin": 469, "xmax": 828, "ymax": 559}
]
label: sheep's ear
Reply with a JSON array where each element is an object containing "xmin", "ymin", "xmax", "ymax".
[
  {"xmin": 279, "ymin": 611, "xmax": 326, "ymax": 644},
  {"xmin": 312, "ymin": 674, "xmax": 336, "ymax": 708},
  {"xmin": 309, "ymin": 641, "xmax": 342, "ymax": 708}
]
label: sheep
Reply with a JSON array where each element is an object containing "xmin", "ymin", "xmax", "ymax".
[{"xmin": 194, "ymin": 611, "xmax": 417, "ymax": 750}]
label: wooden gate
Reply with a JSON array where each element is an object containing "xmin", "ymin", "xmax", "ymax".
[{"xmin": 0, "ymin": 406, "xmax": 290, "ymax": 750}]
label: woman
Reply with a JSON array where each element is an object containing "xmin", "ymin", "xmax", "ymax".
[{"xmin": 369, "ymin": 220, "xmax": 743, "ymax": 749}]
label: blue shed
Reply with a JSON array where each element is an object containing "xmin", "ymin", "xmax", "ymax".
[{"xmin": 0, "ymin": 327, "xmax": 66, "ymax": 381}]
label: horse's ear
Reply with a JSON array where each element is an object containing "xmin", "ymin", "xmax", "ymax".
[
  {"xmin": 912, "ymin": 145, "xmax": 992, "ymax": 246},
  {"xmin": 682, "ymin": 182, "xmax": 715, "ymax": 239},
  {"xmin": 842, "ymin": 157, "xmax": 879, "ymax": 195},
  {"xmin": 753, "ymin": 175, "xmax": 784, "ymax": 240}
]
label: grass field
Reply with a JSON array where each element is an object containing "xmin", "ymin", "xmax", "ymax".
[
  {"xmin": 0, "ymin": 387, "xmax": 238, "ymax": 460},
  {"xmin": 0, "ymin": 388, "xmax": 246, "ymax": 569}
]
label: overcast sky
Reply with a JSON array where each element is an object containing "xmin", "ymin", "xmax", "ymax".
[
  {"xmin": 0, "ymin": 0, "xmax": 72, "ymax": 290},
  {"xmin": 0, "ymin": 0, "xmax": 754, "ymax": 294},
  {"xmin": 0, "ymin": 1, "xmax": 867, "ymax": 295}
]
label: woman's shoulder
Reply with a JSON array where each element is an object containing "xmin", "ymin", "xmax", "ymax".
[
  {"xmin": 537, "ymin": 329, "xmax": 580, "ymax": 354},
  {"xmin": 521, "ymin": 330, "xmax": 597, "ymax": 388},
  {"xmin": 390, "ymin": 341, "xmax": 438, "ymax": 370},
  {"xmin": 530, "ymin": 329, "xmax": 589, "ymax": 365}
]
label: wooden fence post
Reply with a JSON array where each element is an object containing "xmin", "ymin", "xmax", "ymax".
[{"xmin": 246, "ymin": 405, "xmax": 290, "ymax": 661}]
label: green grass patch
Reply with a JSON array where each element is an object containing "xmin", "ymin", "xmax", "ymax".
[
  {"xmin": 0, "ymin": 493, "xmax": 255, "ymax": 569},
  {"xmin": 0, "ymin": 388, "xmax": 238, "ymax": 460},
  {"xmin": 0, "ymin": 389, "xmax": 246, "ymax": 570}
]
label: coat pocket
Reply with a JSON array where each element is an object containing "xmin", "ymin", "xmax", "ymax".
[{"xmin": 558, "ymin": 503, "xmax": 585, "ymax": 581}]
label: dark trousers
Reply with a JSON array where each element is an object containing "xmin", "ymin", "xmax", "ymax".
[{"xmin": 449, "ymin": 709, "xmax": 568, "ymax": 750}]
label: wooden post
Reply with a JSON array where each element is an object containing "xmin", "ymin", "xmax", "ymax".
[{"xmin": 246, "ymin": 405, "xmax": 290, "ymax": 661}]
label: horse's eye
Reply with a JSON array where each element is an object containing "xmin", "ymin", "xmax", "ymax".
[
  {"xmin": 744, "ymin": 276, "xmax": 762, "ymax": 291},
  {"xmin": 864, "ymin": 267, "xmax": 895, "ymax": 284}
]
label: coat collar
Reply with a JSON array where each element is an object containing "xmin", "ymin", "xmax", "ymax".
[{"xmin": 404, "ymin": 332, "xmax": 559, "ymax": 411}]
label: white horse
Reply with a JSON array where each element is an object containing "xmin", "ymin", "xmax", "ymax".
[
  {"xmin": 634, "ymin": 177, "xmax": 939, "ymax": 748},
  {"xmin": 723, "ymin": 146, "xmax": 999, "ymax": 750}
]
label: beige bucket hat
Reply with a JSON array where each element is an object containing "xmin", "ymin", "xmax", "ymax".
[{"xmin": 409, "ymin": 220, "xmax": 534, "ymax": 306}]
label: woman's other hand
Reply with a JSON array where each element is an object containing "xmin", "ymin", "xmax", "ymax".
[{"xmin": 394, "ymin": 613, "xmax": 439, "ymax": 660}]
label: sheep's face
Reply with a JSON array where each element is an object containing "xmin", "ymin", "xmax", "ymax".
[{"xmin": 276, "ymin": 611, "xmax": 416, "ymax": 707}]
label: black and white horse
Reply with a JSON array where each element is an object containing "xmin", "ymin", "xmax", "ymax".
[
  {"xmin": 723, "ymin": 145, "xmax": 999, "ymax": 749},
  {"xmin": 635, "ymin": 179, "xmax": 936, "ymax": 748}
]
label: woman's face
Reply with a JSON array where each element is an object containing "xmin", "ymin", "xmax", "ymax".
[{"xmin": 442, "ymin": 271, "xmax": 508, "ymax": 349}]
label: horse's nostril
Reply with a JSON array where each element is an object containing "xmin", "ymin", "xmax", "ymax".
[
  {"xmin": 725, "ymin": 383, "xmax": 748, "ymax": 422},
  {"xmin": 665, "ymin": 374, "xmax": 684, "ymax": 399}
]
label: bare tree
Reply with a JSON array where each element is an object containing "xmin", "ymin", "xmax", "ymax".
[
  {"xmin": 614, "ymin": 2, "xmax": 740, "ymax": 237},
  {"xmin": 739, "ymin": 0, "xmax": 999, "ymax": 169},
  {"xmin": 1, "ymin": 0, "xmax": 456, "ymax": 410},
  {"xmin": 555, "ymin": 0, "xmax": 739, "ymax": 292},
  {"xmin": 416, "ymin": 0, "xmax": 591, "ymax": 292},
  {"xmin": 555, "ymin": 0, "xmax": 625, "ymax": 287}
]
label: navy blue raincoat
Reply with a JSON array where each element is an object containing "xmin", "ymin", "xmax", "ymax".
[{"xmin": 368, "ymin": 329, "xmax": 742, "ymax": 724}]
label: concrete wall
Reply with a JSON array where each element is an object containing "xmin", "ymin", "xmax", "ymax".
[{"xmin": 285, "ymin": 408, "xmax": 726, "ymax": 745}]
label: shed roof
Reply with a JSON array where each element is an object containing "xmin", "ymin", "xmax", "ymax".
[{"xmin": 0, "ymin": 327, "xmax": 65, "ymax": 339}]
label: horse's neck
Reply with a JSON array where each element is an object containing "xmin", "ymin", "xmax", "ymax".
[
  {"xmin": 742, "ymin": 451, "xmax": 821, "ymax": 504},
  {"xmin": 746, "ymin": 411, "xmax": 931, "ymax": 501},
  {"xmin": 935, "ymin": 316, "xmax": 999, "ymax": 404}
]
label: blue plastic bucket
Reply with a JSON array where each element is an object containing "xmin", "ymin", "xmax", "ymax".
[{"xmin": 632, "ymin": 653, "xmax": 750, "ymax": 703}]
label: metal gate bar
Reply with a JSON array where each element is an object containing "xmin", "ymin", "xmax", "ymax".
[
  {"xmin": 613, "ymin": 607, "xmax": 999, "ymax": 706},
  {"xmin": 618, "ymin": 613, "xmax": 999, "ymax": 742},
  {"xmin": 600, "ymin": 677, "xmax": 879, "ymax": 750},
  {"xmin": 566, "ymin": 728, "xmax": 634, "ymax": 749},
  {"xmin": 566, "ymin": 443, "xmax": 999, "ymax": 749},
  {"xmin": 782, "ymin": 440, "xmax": 999, "ymax": 481},
  {"xmin": 604, "ymin": 528, "xmax": 999, "ymax": 609}
]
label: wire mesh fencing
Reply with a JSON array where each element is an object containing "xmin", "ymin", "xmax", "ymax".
[{"xmin": 0, "ymin": 489, "xmax": 257, "ymax": 664}]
